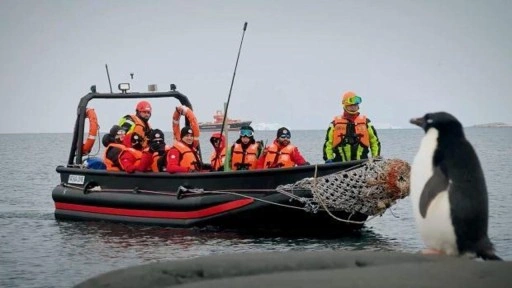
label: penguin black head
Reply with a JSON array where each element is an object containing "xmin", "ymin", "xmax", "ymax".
[{"xmin": 410, "ymin": 112, "xmax": 464, "ymax": 138}]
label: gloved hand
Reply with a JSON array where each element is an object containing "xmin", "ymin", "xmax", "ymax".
[
  {"xmin": 149, "ymin": 141, "xmax": 162, "ymax": 153},
  {"xmin": 325, "ymin": 159, "xmax": 333, "ymax": 164}
]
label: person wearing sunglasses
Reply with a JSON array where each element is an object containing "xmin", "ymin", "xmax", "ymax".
[
  {"xmin": 224, "ymin": 125, "xmax": 264, "ymax": 171},
  {"xmin": 118, "ymin": 100, "xmax": 153, "ymax": 148},
  {"xmin": 257, "ymin": 127, "xmax": 309, "ymax": 169},
  {"xmin": 323, "ymin": 91, "xmax": 381, "ymax": 163},
  {"xmin": 209, "ymin": 132, "xmax": 227, "ymax": 171},
  {"xmin": 118, "ymin": 131, "xmax": 154, "ymax": 173}
]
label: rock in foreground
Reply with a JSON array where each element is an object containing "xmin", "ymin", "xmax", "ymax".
[{"xmin": 75, "ymin": 250, "xmax": 511, "ymax": 288}]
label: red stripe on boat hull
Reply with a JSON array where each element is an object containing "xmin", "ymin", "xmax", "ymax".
[{"xmin": 55, "ymin": 199, "xmax": 254, "ymax": 219}]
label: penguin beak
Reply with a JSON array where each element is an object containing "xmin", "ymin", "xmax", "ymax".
[{"xmin": 410, "ymin": 117, "xmax": 425, "ymax": 128}]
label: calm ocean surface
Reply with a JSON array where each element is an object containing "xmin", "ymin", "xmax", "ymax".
[{"xmin": 1, "ymin": 128, "xmax": 511, "ymax": 287}]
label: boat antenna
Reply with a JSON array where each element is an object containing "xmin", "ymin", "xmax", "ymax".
[
  {"xmin": 219, "ymin": 22, "xmax": 248, "ymax": 135},
  {"xmin": 105, "ymin": 64, "xmax": 113, "ymax": 93},
  {"xmin": 213, "ymin": 22, "xmax": 248, "ymax": 171}
]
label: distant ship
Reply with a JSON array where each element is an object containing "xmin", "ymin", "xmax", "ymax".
[{"xmin": 198, "ymin": 110, "xmax": 252, "ymax": 131}]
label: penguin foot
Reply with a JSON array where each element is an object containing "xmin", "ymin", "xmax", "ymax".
[{"xmin": 421, "ymin": 248, "xmax": 444, "ymax": 255}]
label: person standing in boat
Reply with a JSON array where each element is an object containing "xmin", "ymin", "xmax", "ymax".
[
  {"xmin": 118, "ymin": 132, "xmax": 154, "ymax": 173},
  {"xmin": 209, "ymin": 132, "xmax": 227, "ymax": 171},
  {"xmin": 118, "ymin": 100, "xmax": 152, "ymax": 147},
  {"xmin": 224, "ymin": 125, "xmax": 264, "ymax": 171},
  {"xmin": 102, "ymin": 125, "xmax": 127, "ymax": 171},
  {"xmin": 323, "ymin": 91, "xmax": 381, "ymax": 163},
  {"xmin": 257, "ymin": 127, "xmax": 309, "ymax": 169},
  {"xmin": 166, "ymin": 126, "xmax": 203, "ymax": 173}
]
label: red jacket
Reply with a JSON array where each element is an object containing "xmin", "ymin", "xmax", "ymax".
[
  {"xmin": 165, "ymin": 147, "xmax": 190, "ymax": 173},
  {"xmin": 118, "ymin": 133, "xmax": 153, "ymax": 173},
  {"xmin": 165, "ymin": 141, "xmax": 202, "ymax": 173},
  {"xmin": 256, "ymin": 140, "xmax": 308, "ymax": 169},
  {"xmin": 118, "ymin": 149, "xmax": 153, "ymax": 173}
]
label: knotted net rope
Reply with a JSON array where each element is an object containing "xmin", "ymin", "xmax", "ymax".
[{"xmin": 276, "ymin": 158, "xmax": 411, "ymax": 216}]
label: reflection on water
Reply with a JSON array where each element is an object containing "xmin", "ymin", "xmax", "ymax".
[{"xmin": 54, "ymin": 220, "xmax": 404, "ymax": 259}]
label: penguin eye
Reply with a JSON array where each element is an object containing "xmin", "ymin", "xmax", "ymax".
[{"xmin": 426, "ymin": 119, "xmax": 433, "ymax": 124}]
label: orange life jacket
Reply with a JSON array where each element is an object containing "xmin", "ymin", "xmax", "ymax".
[
  {"xmin": 210, "ymin": 147, "xmax": 227, "ymax": 171},
  {"xmin": 172, "ymin": 141, "xmax": 201, "ymax": 171},
  {"xmin": 128, "ymin": 114, "xmax": 151, "ymax": 146},
  {"xmin": 262, "ymin": 143, "xmax": 296, "ymax": 168},
  {"xmin": 332, "ymin": 115, "xmax": 370, "ymax": 147},
  {"xmin": 151, "ymin": 145, "xmax": 171, "ymax": 172},
  {"xmin": 103, "ymin": 143, "xmax": 125, "ymax": 171},
  {"xmin": 118, "ymin": 148, "xmax": 143, "ymax": 171},
  {"xmin": 231, "ymin": 143, "xmax": 260, "ymax": 170},
  {"xmin": 149, "ymin": 153, "xmax": 161, "ymax": 172}
]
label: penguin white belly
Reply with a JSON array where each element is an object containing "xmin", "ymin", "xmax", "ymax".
[
  {"xmin": 411, "ymin": 129, "xmax": 437, "ymax": 217},
  {"xmin": 411, "ymin": 129, "xmax": 458, "ymax": 255},
  {"xmin": 418, "ymin": 190, "xmax": 458, "ymax": 255}
]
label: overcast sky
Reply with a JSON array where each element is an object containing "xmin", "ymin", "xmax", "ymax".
[{"xmin": 1, "ymin": 0, "xmax": 510, "ymax": 133}]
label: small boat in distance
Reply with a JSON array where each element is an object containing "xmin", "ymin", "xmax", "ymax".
[{"xmin": 198, "ymin": 110, "xmax": 252, "ymax": 131}]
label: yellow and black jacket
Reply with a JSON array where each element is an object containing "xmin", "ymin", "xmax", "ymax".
[
  {"xmin": 323, "ymin": 113, "xmax": 380, "ymax": 162},
  {"xmin": 118, "ymin": 114, "xmax": 151, "ymax": 147}
]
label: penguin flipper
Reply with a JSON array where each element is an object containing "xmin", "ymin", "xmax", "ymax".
[{"xmin": 419, "ymin": 165, "xmax": 449, "ymax": 218}]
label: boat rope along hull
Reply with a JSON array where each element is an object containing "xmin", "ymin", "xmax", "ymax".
[
  {"xmin": 53, "ymin": 189, "xmax": 367, "ymax": 231},
  {"xmin": 52, "ymin": 179, "xmax": 367, "ymax": 231}
]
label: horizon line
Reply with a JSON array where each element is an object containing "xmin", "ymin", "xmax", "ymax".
[{"xmin": 2, "ymin": 126, "xmax": 512, "ymax": 135}]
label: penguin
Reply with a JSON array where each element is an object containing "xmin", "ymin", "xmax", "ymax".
[{"xmin": 409, "ymin": 112, "xmax": 501, "ymax": 260}]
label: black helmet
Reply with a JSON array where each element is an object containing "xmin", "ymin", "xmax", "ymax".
[
  {"xmin": 149, "ymin": 129, "xmax": 165, "ymax": 142},
  {"xmin": 109, "ymin": 125, "xmax": 122, "ymax": 136},
  {"xmin": 180, "ymin": 126, "xmax": 193, "ymax": 138},
  {"xmin": 276, "ymin": 127, "xmax": 291, "ymax": 138}
]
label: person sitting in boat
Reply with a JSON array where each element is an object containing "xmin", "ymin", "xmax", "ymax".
[
  {"xmin": 224, "ymin": 125, "xmax": 263, "ymax": 171},
  {"xmin": 257, "ymin": 127, "xmax": 309, "ymax": 169},
  {"xmin": 322, "ymin": 91, "xmax": 381, "ymax": 163},
  {"xmin": 118, "ymin": 100, "xmax": 152, "ymax": 148},
  {"xmin": 165, "ymin": 126, "xmax": 202, "ymax": 173},
  {"xmin": 101, "ymin": 124, "xmax": 124, "ymax": 148},
  {"xmin": 209, "ymin": 132, "xmax": 227, "ymax": 171},
  {"xmin": 146, "ymin": 129, "xmax": 170, "ymax": 172},
  {"xmin": 118, "ymin": 131, "xmax": 154, "ymax": 173},
  {"xmin": 102, "ymin": 125, "xmax": 127, "ymax": 171}
]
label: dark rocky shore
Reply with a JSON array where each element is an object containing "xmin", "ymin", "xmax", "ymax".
[{"xmin": 75, "ymin": 250, "xmax": 511, "ymax": 288}]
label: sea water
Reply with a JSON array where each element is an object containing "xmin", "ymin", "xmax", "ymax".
[{"xmin": 0, "ymin": 128, "xmax": 511, "ymax": 288}]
